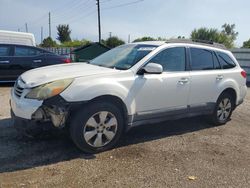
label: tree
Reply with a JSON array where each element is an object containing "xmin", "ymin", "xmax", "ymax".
[
  {"xmin": 104, "ymin": 36, "xmax": 125, "ymax": 48},
  {"xmin": 242, "ymin": 39, "xmax": 250, "ymax": 48},
  {"xmin": 222, "ymin": 23, "xmax": 238, "ymax": 41},
  {"xmin": 133, "ymin": 36, "xmax": 156, "ymax": 42},
  {"xmin": 60, "ymin": 39, "xmax": 91, "ymax": 47},
  {"xmin": 56, "ymin": 24, "xmax": 71, "ymax": 43},
  {"xmin": 190, "ymin": 24, "xmax": 238, "ymax": 48},
  {"xmin": 40, "ymin": 37, "xmax": 57, "ymax": 47},
  {"xmin": 191, "ymin": 28, "xmax": 221, "ymax": 42}
]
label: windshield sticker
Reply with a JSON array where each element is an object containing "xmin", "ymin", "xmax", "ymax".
[{"xmin": 138, "ymin": 47, "xmax": 156, "ymax": 51}]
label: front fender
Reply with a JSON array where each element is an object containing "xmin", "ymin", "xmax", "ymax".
[{"xmin": 60, "ymin": 77, "xmax": 135, "ymax": 115}]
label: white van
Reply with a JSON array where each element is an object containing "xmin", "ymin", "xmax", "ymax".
[{"xmin": 0, "ymin": 30, "xmax": 36, "ymax": 46}]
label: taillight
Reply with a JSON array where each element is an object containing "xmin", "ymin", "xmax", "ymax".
[
  {"xmin": 241, "ymin": 70, "xmax": 247, "ymax": 78},
  {"xmin": 63, "ymin": 58, "xmax": 71, "ymax": 63}
]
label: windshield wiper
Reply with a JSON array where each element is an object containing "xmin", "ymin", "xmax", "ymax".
[
  {"xmin": 111, "ymin": 66, "xmax": 127, "ymax": 70},
  {"xmin": 84, "ymin": 61, "xmax": 90, "ymax": 64}
]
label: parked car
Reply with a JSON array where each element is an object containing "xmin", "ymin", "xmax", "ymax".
[
  {"xmin": 10, "ymin": 40, "xmax": 247, "ymax": 153},
  {"xmin": 0, "ymin": 44, "xmax": 71, "ymax": 82}
]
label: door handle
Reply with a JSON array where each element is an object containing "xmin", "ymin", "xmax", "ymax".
[
  {"xmin": 0, "ymin": 60, "xmax": 9, "ymax": 63},
  {"xmin": 216, "ymin": 75, "xmax": 224, "ymax": 81},
  {"xmin": 178, "ymin": 78, "xmax": 189, "ymax": 85},
  {"xmin": 33, "ymin": 59, "xmax": 42, "ymax": 63}
]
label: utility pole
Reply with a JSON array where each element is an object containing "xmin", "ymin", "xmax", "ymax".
[
  {"xmin": 109, "ymin": 32, "xmax": 112, "ymax": 38},
  {"xmin": 41, "ymin": 26, "xmax": 44, "ymax": 43},
  {"xmin": 18, "ymin": 28, "xmax": 20, "ymax": 32},
  {"xmin": 25, "ymin": 23, "xmax": 28, "ymax": 32},
  {"xmin": 49, "ymin": 12, "xmax": 51, "ymax": 38},
  {"xmin": 96, "ymin": 0, "xmax": 101, "ymax": 43},
  {"xmin": 128, "ymin": 34, "xmax": 131, "ymax": 43}
]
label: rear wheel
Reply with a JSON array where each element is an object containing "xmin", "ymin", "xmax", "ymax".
[
  {"xmin": 70, "ymin": 101, "xmax": 124, "ymax": 153},
  {"xmin": 211, "ymin": 93, "xmax": 234, "ymax": 125}
]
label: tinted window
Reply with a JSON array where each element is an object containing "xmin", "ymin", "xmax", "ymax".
[
  {"xmin": 150, "ymin": 47, "xmax": 186, "ymax": 72},
  {"xmin": 213, "ymin": 52, "xmax": 221, "ymax": 69},
  {"xmin": 217, "ymin": 52, "xmax": 236, "ymax": 69},
  {"xmin": 0, "ymin": 46, "xmax": 10, "ymax": 56},
  {"xmin": 14, "ymin": 47, "xmax": 42, "ymax": 56},
  {"xmin": 190, "ymin": 48, "xmax": 214, "ymax": 70}
]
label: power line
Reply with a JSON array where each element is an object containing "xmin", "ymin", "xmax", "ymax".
[
  {"xmin": 102, "ymin": 0, "xmax": 144, "ymax": 10},
  {"xmin": 52, "ymin": 0, "xmax": 92, "ymax": 20},
  {"xmin": 49, "ymin": 0, "xmax": 84, "ymax": 14},
  {"xmin": 52, "ymin": 7, "xmax": 96, "ymax": 25},
  {"xmin": 100, "ymin": 0, "xmax": 117, "ymax": 3},
  {"xmin": 52, "ymin": 2, "xmax": 96, "ymax": 24}
]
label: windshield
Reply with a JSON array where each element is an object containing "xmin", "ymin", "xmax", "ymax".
[{"xmin": 90, "ymin": 44, "xmax": 157, "ymax": 70}]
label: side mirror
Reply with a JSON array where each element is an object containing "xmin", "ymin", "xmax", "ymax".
[{"xmin": 140, "ymin": 63, "xmax": 163, "ymax": 74}]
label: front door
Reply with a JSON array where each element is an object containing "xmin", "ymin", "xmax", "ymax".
[
  {"xmin": 0, "ymin": 44, "xmax": 13, "ymax": 81},
  {"xmin": 133, "ymin": 47, "xmax": 190, "ymax": 119}
]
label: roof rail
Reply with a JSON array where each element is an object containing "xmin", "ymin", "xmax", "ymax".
[{"xmin": 165, "ymin": 39, "xmax": 227, "ymax": 50}]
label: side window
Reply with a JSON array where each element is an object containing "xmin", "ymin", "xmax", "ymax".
[
  {"xmin": 212, "ymin": 52, "xmax": 221, "ymax": 69},
  {"xmin": 190, "ymin": 48, "xmax": 214, "ymax": 70},
  {"xmin": 0, "ymin": 46, "xmax": 11, "ymax": 56},
  {"xmin": 14, "ymin": 47, "xmax": 41, "ymax": 56},
  {"xmin": 217, "ymin": 52, "xmax": 236, "ymax": 69},
  {"xmin": 150, "ymin": 47, "xmax": 186, "ymax": 72}
]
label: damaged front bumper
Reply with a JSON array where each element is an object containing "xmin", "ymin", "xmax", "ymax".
[
  {"xmin": 11, "ymin": 91, "xmax": 80, "ymax": 132},
  {"xmin": 31, "ymin": 104, "xmax": 68, "ymax": 128}
]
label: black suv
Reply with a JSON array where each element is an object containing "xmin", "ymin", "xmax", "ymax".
[{"xmin": 0, "ymin": 44, "xmax": 71, "ymax": 82}]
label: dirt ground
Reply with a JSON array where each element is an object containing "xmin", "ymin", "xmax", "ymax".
[{"xmin": 0, "ymin": 84, "xmax": 249, "ymax": 188}]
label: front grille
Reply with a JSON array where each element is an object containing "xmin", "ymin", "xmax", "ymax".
[{"xmin": 14, "ymin": 81, "xmax": 24, "ymax": 98}]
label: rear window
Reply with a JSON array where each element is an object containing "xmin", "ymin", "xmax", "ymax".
[
  {"xmin": 217, "ymin": 52, "xmax": 236, "ymax": 69},
  {"xmin": 0, "ymin": 46, "xmax": 10, "ymax": 56},
  {"xmin": 190, "ymin": 48, "xmax": 214, "ymax": 70}
]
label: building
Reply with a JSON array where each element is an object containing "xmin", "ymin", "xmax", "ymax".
[
  {"xmin": 231, "ymin": 49, "xmax": 250, "ymax": 82},
  {"xmin": 72, "ymin": 42, "xmax": 110, "ymax": 62}
]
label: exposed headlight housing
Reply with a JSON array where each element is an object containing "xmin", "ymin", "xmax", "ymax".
[{"xmin": 25, "ymin": 78, "xmax": 73, "ymax": 100}]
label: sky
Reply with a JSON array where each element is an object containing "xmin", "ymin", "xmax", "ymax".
[{"xmin": 0, "ymin": 0, "xmax": 249, "ymax": 47}]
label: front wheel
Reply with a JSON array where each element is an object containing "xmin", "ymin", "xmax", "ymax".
[
  {"xmin": 211, "ymin": 93, "xmax": 234, "ymax": 125},
  {"xmin": 70, "ymin": 102, "xmax": 124, "ymax": 153}
]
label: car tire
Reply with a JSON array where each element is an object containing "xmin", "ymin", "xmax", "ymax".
[
  {"xmin": 70, "ymin": 101, "xmax": 124, "ymax": 153},
  {"xmin": 211, "ymin": 92, "xmax": 235, "ymax": 125}
]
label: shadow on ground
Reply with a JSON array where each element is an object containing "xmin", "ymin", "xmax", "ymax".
[
  {"xmin": 0, "ymin": 83, "xmax": 14, "ymax": 87},
  {"xmin": 0, "ymin": 115, "xmax": 218, "ymax": 173}
]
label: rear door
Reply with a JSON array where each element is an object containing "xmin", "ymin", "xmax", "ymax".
[
  {"xmin": 188, "ymin": 47, "xmax": 222, "ymax": 112},
  {"xmin": 0, "ymin": 44, "xmax": 14, "ymax": 81},
  {"xmin": 11, "ymin": 45, "xmax": 46, "ymax": 78},
  {"xmin": 44, "ymin": 52, "xmax": 65, "ymax": 65}
]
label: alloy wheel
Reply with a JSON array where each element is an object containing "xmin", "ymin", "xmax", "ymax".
[
  {"xmin": 83, "ymin": 111, "xmax": 118, "ymax": 148},
  {"xmin": 217, "ymin": 98, "xmax": 232, "ymax": 121}
]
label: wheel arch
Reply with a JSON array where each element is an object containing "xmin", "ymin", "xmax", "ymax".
[
  {"xmin": 88, "ymin": 95, "xmax": 129, "ymax": 127},
  {"xmin": 219, "ymin": 88, "xmax": 237, "ymax": 108}
]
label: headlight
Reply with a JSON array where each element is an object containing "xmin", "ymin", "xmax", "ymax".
[{"xmin": 25, "ymin": 78, "xmax": 73, "ymax": 100}]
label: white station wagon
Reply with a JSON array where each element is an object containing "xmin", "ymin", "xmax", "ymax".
[{"xmin": 10, "ymin": 40, "xmax": 247, "ymax": 153}]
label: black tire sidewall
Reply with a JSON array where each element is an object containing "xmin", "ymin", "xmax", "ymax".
[{"xmin": 70, "ymin": 101, "xmax": 124, "ymax": 153}]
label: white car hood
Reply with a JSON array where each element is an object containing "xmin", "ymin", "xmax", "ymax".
[{"xmin": 20, "ymin": 63, "xmax": 119, "ymax": 88}]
